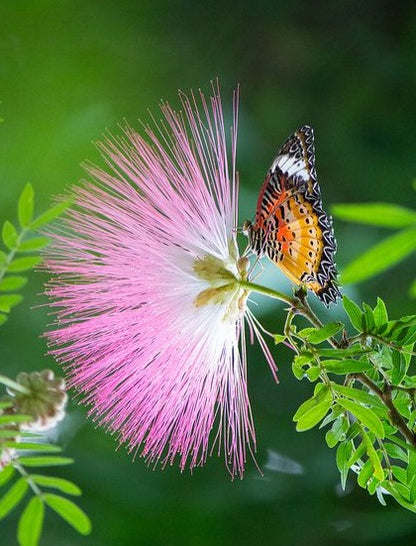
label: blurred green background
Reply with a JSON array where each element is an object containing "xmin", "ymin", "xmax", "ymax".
[{"xmin": 1, "ymin": 1, "xmax": 416, "ymax": 544}]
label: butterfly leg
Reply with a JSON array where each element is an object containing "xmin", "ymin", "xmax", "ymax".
[
  {"xmin": 241, "ymin": 242, "xmax": 251, "ymax": 257},
  {"xmin": 248, "ymin": 255, "xmax": 264, "ymax": 281}
]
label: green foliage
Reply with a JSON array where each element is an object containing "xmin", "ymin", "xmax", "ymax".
[
  {"xmin": 0, "ymin": 403, "xmax": 91, "ymax": 545},
  {"xmin": 18, "ymin": 497, "xmax": 44, "ymax": 546},
  {"xmin": 287, "ymin": 295, "xmax": 416, "ymax": 513},
  {"xmin": 43, "ymin": 494, "xmax": 91, "ymax": 535},
  {"xmin": 331, "ymin": 203, "xmax": 416, "ymax": 228},
  {"xmin": 331, "ymin": 192, "xmax": 416, "ymax": 296},
  {"xmin": 0, "ymin": 186, "xmax": 88, "ymax": 544},
  {"xmin": 0, "ymin": 183, "xmax": 70, "ymax": 325},
  {"xmin": 340, "ymin": 228, "xmax": 416, "ymax": 285}
]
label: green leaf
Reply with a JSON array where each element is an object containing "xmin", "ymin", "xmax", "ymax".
[
  {"xmin": 0, "ymin": 276, "xmax": 28, "ymax": 291},
  {"xmin": 315, "ymin": 346, "xmax": 372, "ymax": 358},
  {"xmin": 379, "ymin": 317, "xmax": 416, "ymax": 341},
  {"xmin": 336, "ymin": 441, "xmax": 353, "ymax": 489},
  {"xmin": 17, "ymin": 496, "xmax": 44, "ymax": 546},
  {"xmin": 292, "ymin": 354, "xmax": 313, "ymax": 380},
  {"xmin": 273, "ymin": 333, "xmax": 286, "ymax": 344},
  {"xmin": 331, "ymin": 202, "xmax": 416, "ymax": 228},
  {"xmin": 407, "ymin": 450, "xmax": 416, "ymax": 487},
  {"xmin": 389, "ymin": 435, "xmax": 416, "ymax": 456},
  {"xmin": 347, "ymin": 440, "xmax": 366, "ymax": 466},
  {"xmin": 321, "ymin": 406, "xmax": 342, "ymax": 428},
  {"xmin": 371, "ymin": 479, "xmax": 383, "ymax": 498},
  {"xmin": 18, "ymin": 184, "xmax": 35, "ymax": 228},
  {"xmin": 325, "ymin": 430, "xmax": 337, "ymax": 448},
  {"xmin": 391, "ymin": 351, "xmax": 407, "ymax": 385},
  {"xmin": 337, "ymin": 398, "xmax": 385, "ymax": 438},
  {"xmin": 382, "ymin": 482, "xmax": 416, "ymax": 513},
  {"xmin": 373, "ymin": 297, "xmax": 388, "ymax": 329},
  {"xmin": 0, "ymin": 250, "xmax": 7, "ymax": 267},
  {"xmin": 390, "ymin": 325, "xmax": 416, "ymax": 349},
  {"xmin": 19, "ymin": 237, "xmax": 50, "ymax": 252},
  {"xmin": 31, "ymin": 475, "xmax": 81, "ymax": 496},
  {"xmin": 361, "ymin": 429, "xmax": 384, "ymax": 481},
  {"xmin": 345, "ymin": 422, "xmax": 361, "ymax": 442},
  {"xmin": 19, "ymin": 456, "xmax": 73, "ymax": 467},
  {"xmin": 342, "ymin": 295, "xmax": 363, "ymax": 331},
  {"xmin": 402, "ymin": 326, "xmax": 416, "ymax": 346},
  {"xmin": 332, "ymin": 384, "xmax": 386, "ymax": 410},
  {"xmin": 29, "ymin": 200, "xmax": 71, "ymax": 230},
  {"xmin": 362, "ymin": 302, "xmax": 375, "ymax": 332},
  {"xmin": 293, "ymin": 385, "xmax": 331, "ymax": 421},
  {"xmin": 357, "ymin": 459, "xmax": 374, "ymax": 488},
  {"xmin": 2, "ymin": 221, "xmax": 18, "ymax": 250},
  {"xmin": 0, "ymin": 429, "xmax": 20, "ymax": 439},
  {"xmin": 341, "ymin": 228, "xmax": 416, "ymax": 285},
  {"xmin": 325, "ymin": 416, "xmax": 348, "ymax": 447},
  {"xmin": 0, "ymin": 465, "xmax": 15, "ymax": 486},
  {"xmin": 7, "ymin": 256, "xmax": 41, "ymax": 273},
  {"xmin": 300, "ymin": 322, "xmax": 344, "ymax": 344},
  {"xmin": 294, "ymin": 354, "xmax": 314, "ymax": 367},
  {"xmin": 392, "ymin": 396, "xmax": 410, "ymax": 419},
  {"xmin": 384, "ymin": 443, "xmax": 407, "ymax": 463},
  {"xmin": 0, "ymin": 294, "xmax": 23, "ymax": 312},
  {"xmin": 305, "ymin": 367, "xmax": 321, "ymax": 382},
  {"xmin": 0, "ymin": 414, "xmax": 32, "ymax": 425},
  {"xmin": 410, "ymin": 476, "xmax": 416, "ymax": 504},
  {"xmin": 392, "ymin": 465, "xmax": 408, "ymax": 484},
  {"xmin": 44, "ymin": 494, "xmax": 91, "ymax": 535},
  {"xmin": 295, "ymin": 398, "xmax": 332, "ymax": 431},
  {"xmin": 0, "ymin": 478, "xmax": 28, "ymax": 519},
  {"xmin": 7, "ymin": 442, "xmax": 62, "ymax": 453},
  {"xmin": 323, "ymin": 359, "xmax": 373, "ymax": 374}
]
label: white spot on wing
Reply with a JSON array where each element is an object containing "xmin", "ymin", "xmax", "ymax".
[{"xmin": 271, "ymin": 153, "xmax": 309, "ymax": 181}]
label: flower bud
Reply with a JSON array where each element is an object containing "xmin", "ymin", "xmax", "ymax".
[{"xmin": 7, "ymin": 370, "xmax": 67, "ymax": 431}]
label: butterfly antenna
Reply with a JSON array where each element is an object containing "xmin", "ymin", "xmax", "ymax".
[{"xmin": 233, "ymin": 225, "xmax": 243, "ymax": 234}]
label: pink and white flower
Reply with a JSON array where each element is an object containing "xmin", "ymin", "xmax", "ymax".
[{"xmin": 44, "ymin": 84, "xmax": 276, "ymax": 477}]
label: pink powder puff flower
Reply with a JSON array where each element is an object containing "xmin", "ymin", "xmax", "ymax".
[{"xmin": 43, "ymin": 84, "xmax": 277, "ymax": 478}]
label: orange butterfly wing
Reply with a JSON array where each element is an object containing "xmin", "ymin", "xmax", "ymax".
[{"xmin": 248, "ymin": 126, "xmax": 340, "ymax": 305}]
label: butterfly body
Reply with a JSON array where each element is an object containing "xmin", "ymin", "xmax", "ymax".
[{"xmin": 244, "ymin": 126, "xmax": 340, "ymax": 306}]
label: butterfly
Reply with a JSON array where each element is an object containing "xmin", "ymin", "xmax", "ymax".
[{"xmin": 243, "ymin": 125, "xmax": 341, "ymax": 306}]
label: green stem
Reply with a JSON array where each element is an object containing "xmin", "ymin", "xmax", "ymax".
[
  {"xmin": 0, "ymin": 375, "xmax": 30, "ymax": 395},
  {"xmin": 297, "ymin": 294, "xmax": 323, "ymax": 329},
  {"xmin": 238, "ymin": 281, "xmax": 295, "ymax": 306},
  {"xmin": 351, "ymin": 333, "xmax": 416, "ymax": 357},
  {"xmin": 377, "ymin": 437, "xmax": 393, "ymax": 479},
  {"xmin": 14, "ymin": 462, "xmax": 43, "ymax": 498},
  {"xmin": 283, "ymin": 309, "xmax": 298, "ymax": 353},
  {"xmin": 391, "ymin": 385, "xmax": 416, "ymax": 398},
  {"xmin": 239, "ymin": 281, "xmax": 333, "ymax": 341},
  {"xmin": 0, "ymin": 228, "xmax": 28, "ymax": 284},
  {"xmin": 352, "ymin": 373, "xmax": 416, "ymax": 447}
]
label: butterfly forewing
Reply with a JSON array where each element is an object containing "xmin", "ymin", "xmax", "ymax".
[
  {"xmin": 247, "ymin": 126, "xmax": 340, "ymax": 306},
  {"xmin": 270, "ymin": 125, "xmax": 317, "ymax": 187}
]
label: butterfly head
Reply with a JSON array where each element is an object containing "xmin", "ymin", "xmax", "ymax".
[
  {"xmin": 242, "ymin": 219, "xmax": 265, "ymax": 257},
  {"xmin": 242, "ymin": 219, "xmax": 252, "ymax": 236}
]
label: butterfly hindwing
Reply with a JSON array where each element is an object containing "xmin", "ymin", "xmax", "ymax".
[{"xmin": 247, "ymin": 126, "xmax": 340, "ymax": 306}]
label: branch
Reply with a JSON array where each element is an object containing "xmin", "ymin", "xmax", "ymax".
[{"xmin": 352, "ymin": 372, "xmax": 416, "ymax": 447}]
